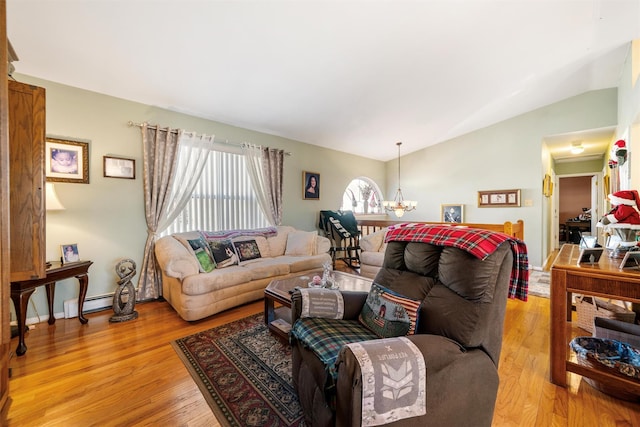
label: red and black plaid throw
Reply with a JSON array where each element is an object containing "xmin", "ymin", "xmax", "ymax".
[{"xmin": 385, "ymin": 223, "xmax": 528, "ymax": 301}]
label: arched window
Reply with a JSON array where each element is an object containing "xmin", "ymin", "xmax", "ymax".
[{"xmin": 340, "ymin": 177, "xmax": 384, "ymax": 215}]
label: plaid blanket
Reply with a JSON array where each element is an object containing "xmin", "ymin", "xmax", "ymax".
[
  {"xmin": 385, "ymin": 223, "xmax": 528, "ymax": 301},
  {"xmin": 291, "ymin": 317, "xmax": 378, "ymax": 380}
]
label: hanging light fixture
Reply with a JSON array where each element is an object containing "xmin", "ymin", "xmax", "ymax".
[{"xmin": 382, "ymin": 142, "xmax": 417, "ymax": 218}]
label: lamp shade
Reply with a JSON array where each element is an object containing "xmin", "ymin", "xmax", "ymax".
[{"xmin": 45, "ymin": 182, "xmax": 65, "ymax": 210}]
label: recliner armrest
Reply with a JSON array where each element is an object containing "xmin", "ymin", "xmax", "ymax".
[{"xmin": 291, "ymin": 290, "xmax": 368, "ymax": 324}]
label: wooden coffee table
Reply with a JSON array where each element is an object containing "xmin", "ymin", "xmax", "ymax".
[{"xmin": 264, "ymin": 270, "xmax": 373, "ymax": 341}]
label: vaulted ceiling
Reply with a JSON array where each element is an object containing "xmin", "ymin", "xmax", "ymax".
[{"xmin": 7, "ymin": 1, "xmax": 640, "ymax": 161}]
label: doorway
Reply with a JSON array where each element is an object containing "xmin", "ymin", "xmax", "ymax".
[{"xmin": 553, "ymin": 173, "xmax": 603, "ymax": 249}]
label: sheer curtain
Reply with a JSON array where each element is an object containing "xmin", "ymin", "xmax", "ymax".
[
  {"xmin": 137, "ymin": 125, "xmax": 213, "ymax": 300},
  {"xmin": 242, "ymin": 143, "xmax": 284, "ymax": 226}
]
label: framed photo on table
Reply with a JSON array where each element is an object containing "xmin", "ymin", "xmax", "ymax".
[
  {"xmin": 478, "ymin": 189, "xmax": 521, "ymax": 207},
  {"xmin": 45, "ymin": 137, "xmax": 89, "ymax": 184},
  {"xmin": 61, "ymin": 243, "xmax": 80, "ymax": 264},
  {"xmin": 441, "ymin": 204, "xmax": 464, "ymax": 223}
]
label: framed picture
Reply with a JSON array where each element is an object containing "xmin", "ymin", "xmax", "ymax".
[
  {"xmin": 478, "ymin": 189, "xmax": 521, "ymax": 207},
  {"xmin": 61, "ymin": 243, "xmax": 80, "ymax": 264},
  {"xmin": 543, "ymin": 174, "xmax": 553, "ymax": 197},
  {"xmin": 619, "ymin": 249, "xmax": 640, "ymax": 269},
  {"xmin": 104, "ymin": 156, "xmax": 135, "ymax": 179},
  {"xmin": 45, "ymin": 137, "xmax": 89, "ymax": 184},
  {"xmin": 303, "ymin": 171, "xmax": 320, "ymax": 200},
  {"xmin": 577, "ymin": 247, "xmax": 603, "ymax": 265},
  {"xmin": 441, "ymin": 204, "xmax": 464, "ymax": 223}
]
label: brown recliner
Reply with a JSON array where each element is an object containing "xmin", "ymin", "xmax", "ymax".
[{"xmin": 290, "ymin": 239, "xmax": 515, "ymax": 426}]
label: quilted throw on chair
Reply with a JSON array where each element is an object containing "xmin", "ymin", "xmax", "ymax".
[{"xmin": 344, "ymin": 337, "xmax": 426, "ymax": 426}]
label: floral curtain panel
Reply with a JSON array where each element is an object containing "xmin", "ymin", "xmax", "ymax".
[
  {"xmin": 137, "ymin": 124, "xmax": 213, "ymax": 300},
  {"xmin": 242, "ymin": 143, "xmax": 284, "ymax": 226}
]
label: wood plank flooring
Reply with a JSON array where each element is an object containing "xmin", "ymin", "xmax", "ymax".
[{"xmin": 2, "ymin": 275, "xmax": 640, "ymax": 426}]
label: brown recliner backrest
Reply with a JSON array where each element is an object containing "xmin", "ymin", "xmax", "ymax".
[{"xmin": 374, "ymin": 240, "xmax": 513, "ymax": 366}]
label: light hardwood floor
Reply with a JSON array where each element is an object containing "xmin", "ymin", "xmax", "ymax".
[{"xmin": 2, "ymin": 275, "xmax": 640, "ymax": 426}]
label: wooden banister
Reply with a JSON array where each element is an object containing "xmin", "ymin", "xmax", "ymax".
[{"xmin": 356, "ymin": 219, "xmax": 524, "ymax": 240}]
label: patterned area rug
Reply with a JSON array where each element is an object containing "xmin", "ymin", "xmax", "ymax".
[
  {"xmin": 528, "ymin": 270, "xmax": 550, "ymax": 298},
  {"xmin": 172, "ymin": 313, "xmax": 305, "ymax": 427}
]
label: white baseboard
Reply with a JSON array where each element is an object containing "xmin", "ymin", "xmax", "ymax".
[{"xmin": 64, "ymin": 293, "xmax": 113, "ymax": 319}]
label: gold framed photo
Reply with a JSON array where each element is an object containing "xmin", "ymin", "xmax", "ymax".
[
  {"xmin": 45, "ymin": 137, "xmax": 89, "ymax": 184},
  {"xmin": 478, "ymin": 189, "xmax": 521, "ymax": 208},
  {"xmin": 543, "ymin": 174, "xmax": 553, "ymax": 197}
]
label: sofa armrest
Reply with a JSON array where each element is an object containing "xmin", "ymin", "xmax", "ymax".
[
  {"xmin": 291, "ymin": 290, "xmax": 368, "ymax": 324},
  {"xmin": 154, "ymin": 235, "xmax": 199, "ymax": 279}
]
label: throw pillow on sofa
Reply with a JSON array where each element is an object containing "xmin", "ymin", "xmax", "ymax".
[
  {"xmin": 358, "ymin": 283, "xmax": 422, "ymax": 338},
  {"xmin": 233, "ymin": 239, "xmax": 262, "ymax": 262},
  {"xmin": 208, "ymin": 238, "xmax": 239, "ymax": 268},
  {"xmin": 173, "ymin": 233, "xmax": 216, "ymax": 273},
  {"xmin": 284, "ymin": 230, "xmax": 318, "ymax": 256},
  {"xmin": 360, "ymin": 228, "xmax": 387, "ymax": 252}
]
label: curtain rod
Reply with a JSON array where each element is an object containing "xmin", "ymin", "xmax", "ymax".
[{"xmin": 127, "ymin": 121, "xmax": 291, "ymax": 155}]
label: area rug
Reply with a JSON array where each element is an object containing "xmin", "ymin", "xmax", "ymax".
[
  {"xmin": 528, "ymin": 269, "xmax": 550, "ymax": 298},
  {"xmin": 171, "ymin": 313, "xmax": 305, "ymax": 427}
]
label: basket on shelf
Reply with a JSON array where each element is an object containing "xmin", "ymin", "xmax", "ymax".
[
  {"xmin": 570, "ymin": 336, "xmax": 640, "ymax": 402},
  {"xmin": 594, "ymin": 317, "xmax": 640, "ymax": 349},
  {"xmin": 575, "ymin": 295, "xmax": 636, "ymax": 333}
]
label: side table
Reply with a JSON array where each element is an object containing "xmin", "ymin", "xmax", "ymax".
[
  {"xmin": 10, "ymin": 260, "xmax": 93, "ymax": 356},
  {"xmin": 550, "ymin": 245, "xmax": 640, "ymax": 393}
]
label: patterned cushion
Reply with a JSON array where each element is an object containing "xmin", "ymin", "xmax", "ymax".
[
  {"xmin": 208, "ymin": 238, "xmax": 239, "ymax": 268},
  {"xmin": 358, "ymin": 283, "xmax": 422, "ymax": 338},
  {"xmin": 233, "ymin": 239, "xmax": 262, "ymax": 262},
  {"xmin": 291, "ymin": 317, "xmax": 377, "ymax": 380},
  {"xmin": 173, "ymin": 233, "xmax": 216, "ymax": 273}
]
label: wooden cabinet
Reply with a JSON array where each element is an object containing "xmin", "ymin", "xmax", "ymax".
[
  {"xmin": 8, "ymin": 80, "xmax": 46, "ymax": 282},
  {"xmin": 1, "ymin": 0, "xmax": 12, "ymax": 413}
]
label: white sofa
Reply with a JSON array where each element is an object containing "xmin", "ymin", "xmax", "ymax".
[
  {"xmin": 358, "ymin": 227, "xmax": 388, "ymax": 279},
  {"xmin": 155, "ymin": 226, "xmax": 332, "ymax": 321}
]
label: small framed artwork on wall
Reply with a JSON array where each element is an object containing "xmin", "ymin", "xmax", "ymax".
[
  {"xmin": 104, "ymin": 156, "xmax": 135, "ymax": 179},
  {"xmin": 441, "ymin": 204, "xmax": 464, "ymax": 223},
  {"xmin": 478, "ymin": 189, "xmax": 521, "ymax": 208},
  {"xmin": 45, "ymin": 137, "xmax": 89, "ymax": 184},
  {"xmin": 303, "ymin": 171, "xmax": 320, "ymax": 200}
]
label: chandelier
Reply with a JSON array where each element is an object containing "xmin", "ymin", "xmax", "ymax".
[{"xmin": 382, "ymin": 142, "xmax": 417, "ymax": 218}]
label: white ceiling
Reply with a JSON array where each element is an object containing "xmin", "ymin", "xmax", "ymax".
[{"xmin": 6, "ymin": 1, "xmax": 640, "ymax": 161}]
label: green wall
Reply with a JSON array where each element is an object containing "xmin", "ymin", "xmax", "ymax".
[
  {"xmin": 14, "ymin": 73, "xmax": 385, "ymax": 322},
  {"xmin": 382, "ymin": 88, "xmax": 619, "ymax": 269},
  {"xmin": 16, "ymin": 48, "xmax": 639, "ymax": 321}
]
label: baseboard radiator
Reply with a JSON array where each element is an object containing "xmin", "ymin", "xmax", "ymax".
[{"xmin": 64, "ymin": 293, "xmax": 114, "ymax": 318}]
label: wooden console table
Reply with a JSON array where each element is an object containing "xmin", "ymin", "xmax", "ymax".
[
  {"xmin": 10, "ymin": 260, "xmax": 93, "ymax": 356},
  {"xmin": 550, "ymin": 245, "xmax": 640, "ymax": 393}
]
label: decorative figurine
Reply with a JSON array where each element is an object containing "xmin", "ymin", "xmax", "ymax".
[
  {"xmin": 598, "ymin": 190, "xmax": 640, "ymax": 259},
  {"xmin": 110, "ymin": 258, "xmax": 139, "ymax": 323}
]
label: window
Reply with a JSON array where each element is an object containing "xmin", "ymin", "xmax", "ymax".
[
  {"xmin": 163, "ymin": 149, "xmax": 269, "ymax": 235},
  {"xmin": 340, "ymin": 177, "xmax": 384, "ymax": 215}
]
